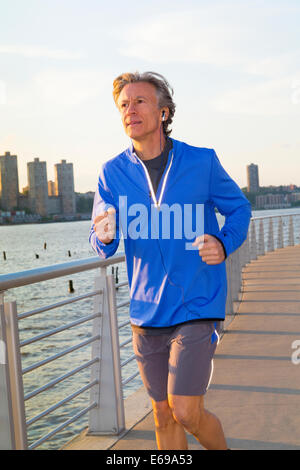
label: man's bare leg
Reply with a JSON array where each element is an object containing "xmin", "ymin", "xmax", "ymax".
[
  {"xmin": 168, "ymin": 394, "xmax": 227, "ymax": 450},
  {"xmin": 152, "ymin": 399, "xmax": 188, "ymax": 450}
]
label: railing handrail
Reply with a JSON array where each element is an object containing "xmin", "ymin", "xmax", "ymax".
[
  {"xmin": 250, "ymin": 212, "xmax": 300, "ymax": 220},
  {"xmin": 0, "ymin": 253, "xmax": 125, "ymax": 292}
]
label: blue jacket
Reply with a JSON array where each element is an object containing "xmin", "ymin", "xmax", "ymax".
[{"xmin": 89, "ymin": 138, "xmax": 252, "ymax": 327}]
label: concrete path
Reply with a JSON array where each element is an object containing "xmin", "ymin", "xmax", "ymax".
[{"xmin": 64, "ymin": 245, "xmax": 300, "ymax": 450}]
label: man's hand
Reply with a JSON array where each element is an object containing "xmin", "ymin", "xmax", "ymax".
[
  {"xmin": 192, "ymin": 234, "xmax": 225, "ymax": 265},
  {"xmin": 94, "ymin": 207, "xmax": 116, "ymax": 245}
]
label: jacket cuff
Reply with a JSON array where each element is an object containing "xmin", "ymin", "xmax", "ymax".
[{"xmin": 211, "ymin": 235, "xmax": 227, "ymax": 259}]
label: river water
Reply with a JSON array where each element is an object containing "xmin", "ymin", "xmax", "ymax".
[{"xmin": 1, "ymin": 206, "xmax": 300, "ymax": 449}]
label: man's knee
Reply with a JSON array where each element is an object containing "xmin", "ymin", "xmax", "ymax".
[
  {"xmin": 168, "ymin": 394, "xmax": 204, "ymax": 430},
  {"xmin": 152, "ymin": 400, "xmax": 176, "ymax": 430}
]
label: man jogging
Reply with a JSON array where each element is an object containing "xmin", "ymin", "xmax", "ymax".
[{"xmin": 89, "ymin": 72, "xmax": 251, "ymax": 450}]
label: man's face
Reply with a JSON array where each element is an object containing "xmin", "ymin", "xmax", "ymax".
[{"xmin": 117, "ymin": 82, "xmax": 162, "ymax": 141}]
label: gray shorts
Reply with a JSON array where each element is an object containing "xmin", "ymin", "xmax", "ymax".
[{"xmin": 132, "ymin": 321, "xmax": 221, "ymax": 402}]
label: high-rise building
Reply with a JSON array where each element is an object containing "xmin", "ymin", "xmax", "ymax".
[
  {"xmin": 247, "ymin": 163, "xmax": 259, "ymax": 193},
  {"xmin": 54, "ymin": 159, "xmax": 76, "ymax": 214},
  {"xmin": 27, "ymin": 158, "xmax": 49, "ymax": 216},
  {"xmin": 0, "ymin": 151, "xmax": 19, "ymax": 210},
  {"xmin": 48, "ymin": 180, "xmax": 55, "ymax": 196}
]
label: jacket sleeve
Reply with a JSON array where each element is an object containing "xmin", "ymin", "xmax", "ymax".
[
  {"xmin": 209, "ymin": 150, "xmax": 252, "ymax": 258},
  {"xmin": 89, "ymin": 166, "xmax": 120, "ymax": 259}
]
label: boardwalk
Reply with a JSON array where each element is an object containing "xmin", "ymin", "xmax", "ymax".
[{"xmin": 65, "ymin": 244, "xmax": 300, "ymax": 450}]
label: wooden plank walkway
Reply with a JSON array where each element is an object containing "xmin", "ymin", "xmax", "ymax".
[{"xmin": 64, "ymin": 245, "xmax": 300, "ymax": 450}]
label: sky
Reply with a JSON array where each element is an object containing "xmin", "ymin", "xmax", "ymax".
[{"xmin": 0, "ymin": 0, "xmax": 300, "ymax": 193}]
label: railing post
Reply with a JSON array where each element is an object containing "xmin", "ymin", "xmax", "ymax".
[
  {"xmin": 288, "ymin": 215, "xmax": 295, "ymax": 246},
  {"xmin": 2, "ymin": 301, "xmax": 28, "ymax": 449},
  {"xmin": 225, "ymin": 237, "xmax": 248, "ymax": 323},
  {"xmin": 229, "ymin": 249, "xmax": 242, "ymax": 312},
  {"xmin": 225, "ymin": 258, "xmax": 233, "ymax": 316},
  {"xmin": 267, "ymin": 218, "xmax": 274, "ymax": 252},
  {"xmin": 244, "ymin": 231, "xmax": 251, "ymax": 266},
  {"xmin": 258, "ymin": 219, "xmax": 265, "ymax": 256},
  {"xmin": 240, "ymin": 231, "xmax": 250, "ymax": 269},
  {"xmin": 250, "ymin": 220, "xmax": 257, "ymax": 260},
  {"xmin": 88, "ymin": 270, "xmax": 125, "ymax": 435},
  {"xmin": 230, "ymin": 251, "xmax": 237, "ymax": 305},
  {"xmin": 0, "ymin": 303, "xmax": 15, "ymax": 450},
  {"xmin": 106, "ymin": 273, "xmax": 125, "ymax": 430},
  {"xmin": 277, "ymin": 217, "xmax": 283, "ymax": 249},
  {"xmin": 238, "ymin": 239, "xmax": 245, "ymax": 270},
  {"xmin": 236, "ymin": 247, "xmax": 242, "ymax": 296}
]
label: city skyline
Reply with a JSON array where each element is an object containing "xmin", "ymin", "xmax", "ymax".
[
  {"xmin": 1, "ymin": 149, "xmax": 299, "ymax": 198},
  {"xmin": 0, "ymin": 151, "xmax": 76, "ymax": 216},
  {"xmin": 1, "ymin": 149, "xmax": 298, "ymax": 193},
  {"xmin": 0, "ymin": 0, "xmax": 300, "ymax": 192}
]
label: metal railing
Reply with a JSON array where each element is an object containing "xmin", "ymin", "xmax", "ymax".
[
  {"xmin": 0, "ymin": 212, "xmax": 299, "ymax": 450},
  {"xmin": 0, "ymin": 254, "xmax": 129, "ymax": 450}
]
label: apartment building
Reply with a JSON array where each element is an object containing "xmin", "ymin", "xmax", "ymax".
[{"xmin": 0, "ymin": 151, "xmax": 19, "ymax": 210}]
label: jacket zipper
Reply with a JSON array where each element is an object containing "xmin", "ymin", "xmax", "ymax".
[{"xmin": 135, "ymin": 151, "xmax": 174, "ymax": 210}]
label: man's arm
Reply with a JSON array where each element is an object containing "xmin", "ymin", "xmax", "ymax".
[{"xmin": 208, "ymin": 150, "xmax": 252, "ymax": 258}]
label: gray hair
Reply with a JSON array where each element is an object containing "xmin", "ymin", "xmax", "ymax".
[{"xmin": 112, "ymin": 71, "xmax": 176, "ymax": 136}]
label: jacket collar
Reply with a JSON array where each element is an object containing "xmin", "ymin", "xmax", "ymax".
[{"xmin": 125, "ymin": 137, "xmax": 176, "ymax": 164}]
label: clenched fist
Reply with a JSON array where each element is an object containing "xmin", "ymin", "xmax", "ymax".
[
  {"xmin": 94, "ymin": 207, "xmax": 116, "ymax": 245},
  {"xmin": 192, "ymin": 234, "xmax": 225, "ymax": 265}
]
